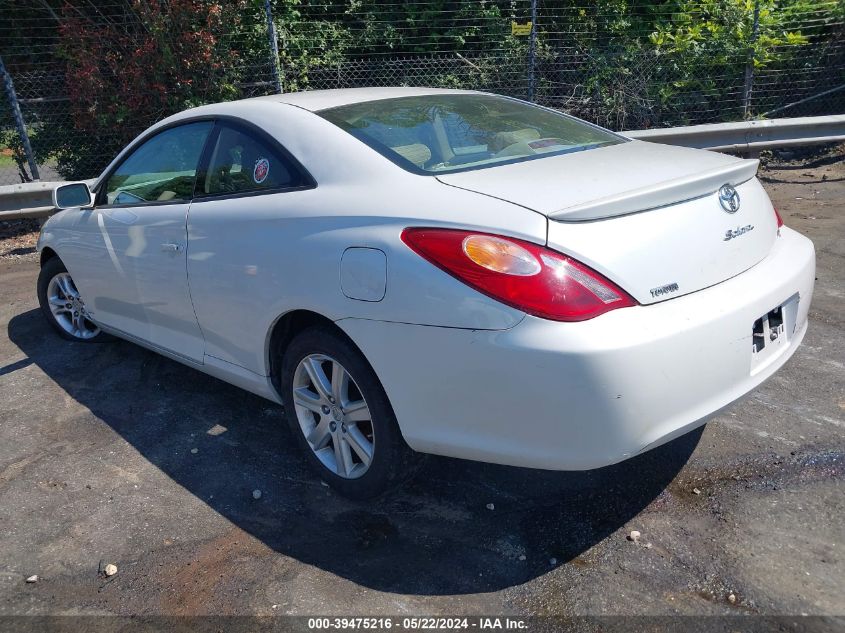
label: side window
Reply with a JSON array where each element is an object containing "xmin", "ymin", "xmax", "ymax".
[
  {"xmin": 105, "ymin": 122, "xmax": 212, "ymax": 206},
  {"xmin": 201, "ymin": 125, "xmax": 305, "ymax": 196}
]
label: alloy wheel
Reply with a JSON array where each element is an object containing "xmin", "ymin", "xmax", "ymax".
[
  {"xmin": 291, "ymin": 354, "xmax": 375, "ymax": 479},
  {"xmin": 46, "ymin": 272, "xmax": 100, "ymax": 340}
]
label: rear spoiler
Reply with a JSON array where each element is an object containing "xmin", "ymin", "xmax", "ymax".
[{"xmin": 550, "ymin": 158, "xmax": 759, "ymax": 222}]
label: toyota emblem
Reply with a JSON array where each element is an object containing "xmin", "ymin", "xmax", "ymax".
[{"xmin": 718, "ymin": 184, "xmax": 740, "ymax": 213}]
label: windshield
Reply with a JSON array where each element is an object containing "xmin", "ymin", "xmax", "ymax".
[{"xmin": 318, "ymin": 94, "xmax": 625, "ymax": 174}]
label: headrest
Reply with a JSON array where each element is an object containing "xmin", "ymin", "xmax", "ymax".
[
  {"xmin": 391, "ymin": 143, "xmax": 432, "ymax": 167},
  {"xmin": 490, "ymin": 128, "xmax": 541, "ymax": 152}
]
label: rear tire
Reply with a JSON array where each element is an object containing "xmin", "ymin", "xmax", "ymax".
[
  {"xmin": 280, "ymin": 325, "xmax": 419, "ymax": 499},
  {"xmin": 37, "ymin": 257, "xmax": 103, "ymax": 342}
]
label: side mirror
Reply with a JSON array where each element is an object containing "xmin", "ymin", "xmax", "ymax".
[{"xmin": 53, "ymin": 182, "xmax": 95, "ymax": 210}]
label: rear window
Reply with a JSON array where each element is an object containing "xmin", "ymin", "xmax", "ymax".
[{"xmin": 318, "ymin": 94, "xmax": 625, "ymax": 174}]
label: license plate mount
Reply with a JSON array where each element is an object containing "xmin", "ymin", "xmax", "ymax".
[{"xmin": 750, "ymin": 295, "xmax": 799, "ymax": 374}]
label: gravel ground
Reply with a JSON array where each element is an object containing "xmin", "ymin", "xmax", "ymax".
[
  {"xmin": 0, "ymin": 219, "xmax": 40, "ymax": 262},
  {"xmin": 0, "ymin": 149, "xmax": 842, "ymax": 626}
]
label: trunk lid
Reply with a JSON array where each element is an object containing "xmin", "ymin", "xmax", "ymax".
[{"xmin": 437, "ymin": 140, "xmax": 778, "ymax": 305}]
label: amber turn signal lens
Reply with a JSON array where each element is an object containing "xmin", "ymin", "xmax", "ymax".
[{"xmin": 461, "ymin": 234, "xmax": 541, "ymax": 276}]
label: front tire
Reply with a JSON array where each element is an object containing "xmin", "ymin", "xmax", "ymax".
[
  {"xmin": 37, "ymin": 257, "xmax": 102, "ymax": 342},
  {"xmin": 280, "ymin": 326, "xmax": 418, "ymax": 499}
]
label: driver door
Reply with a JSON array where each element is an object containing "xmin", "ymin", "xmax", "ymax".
[{"xmin": 61, "ymin": 121, "xmax": 213, "ymax": 363}]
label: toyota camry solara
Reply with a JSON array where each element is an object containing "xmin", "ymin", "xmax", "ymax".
[{"xmin": 37, "ymin": 87, "xmax": 815, "ymax": 498}]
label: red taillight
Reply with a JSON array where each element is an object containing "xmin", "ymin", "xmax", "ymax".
[
  {"xmin": 401, "ymin": 228, "xmax": 636, "ymax": 321},
  {"xmin": 774, "ymin": 207, "xmax": 784, "ymax": 231}
]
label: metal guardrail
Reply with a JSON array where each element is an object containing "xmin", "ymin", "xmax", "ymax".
[
  {"xmin": 625, "ymin": 114, "xmax": 845, "ymax": 152},
  {"xmin": 1, "ymin": 114, "xmax": 843, "ymax": 221},
  {"xmin": 0, "ymin": 179, "xmax": 96, "ymax": 221},
  {"xmin": 0, "ymin": 181, "xmax": 62, "ymax": 220}
]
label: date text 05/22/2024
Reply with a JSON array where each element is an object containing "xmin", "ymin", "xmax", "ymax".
[{"xmin": 307, "ymin": 617, "xmax": 529, "ymax": 630}]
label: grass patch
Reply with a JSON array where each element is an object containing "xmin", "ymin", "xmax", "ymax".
[{"xmin": 0, "ymin": 149, "xmax": 17, "ymax": 169}]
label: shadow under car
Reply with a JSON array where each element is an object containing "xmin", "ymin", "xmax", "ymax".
[{"xmin": 7, "ymin": 307, "xmax": 702, "ymax": 595}]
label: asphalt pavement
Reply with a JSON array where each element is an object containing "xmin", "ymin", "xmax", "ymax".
[{"xmin": 0, "ymin": 149, "xmax": 842, "ymax": 625}]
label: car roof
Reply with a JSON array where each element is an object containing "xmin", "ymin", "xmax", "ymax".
[
  {"xmin": 100, "ymin": 87, "xmax": 488, "ymax": 188},
  {"xmin": 248, "ymin": 87, "xmax": 482, "ymax": 112}
]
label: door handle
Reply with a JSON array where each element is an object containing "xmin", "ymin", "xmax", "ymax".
[{"xmin": 160, "ymin": 243, "xmax": 183, "ymax": 253}]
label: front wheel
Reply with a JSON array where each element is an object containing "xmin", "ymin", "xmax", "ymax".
[
  {"xmin": 280, "ymin": 326, "xmax": 419, "ymax": 499},
  {"xmin": 37, "ymin": 257, "xmax": 102, "ymax": 342}
]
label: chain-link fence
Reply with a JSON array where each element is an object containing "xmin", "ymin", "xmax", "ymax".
[{"xmin": 1, "ymin": 0, "xmax": 843, "ymax": 186}]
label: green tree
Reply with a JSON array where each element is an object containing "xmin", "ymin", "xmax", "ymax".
[{"xmin": 49, "ymin": 0, "xmax": 246, "ymax": 178}]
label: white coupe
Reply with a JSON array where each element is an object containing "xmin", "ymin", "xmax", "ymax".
[{"xmin": 37, "ymin": 88, "xmax": 815, "ymax": 498}]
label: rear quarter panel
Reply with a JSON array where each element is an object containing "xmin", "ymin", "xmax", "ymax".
[{"xmin": 185, "ymin": 173, "xmax": 546, "ymax": 375}]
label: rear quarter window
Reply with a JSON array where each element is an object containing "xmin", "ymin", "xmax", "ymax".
[{"xmin": 199, "ymin": 124, "xmax": 307, "ymax": 196}]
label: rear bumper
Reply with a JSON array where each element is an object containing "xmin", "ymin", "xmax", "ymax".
[{"xmin": 339, "ymin": 227, "xmax": 815, "ymax": 470}]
